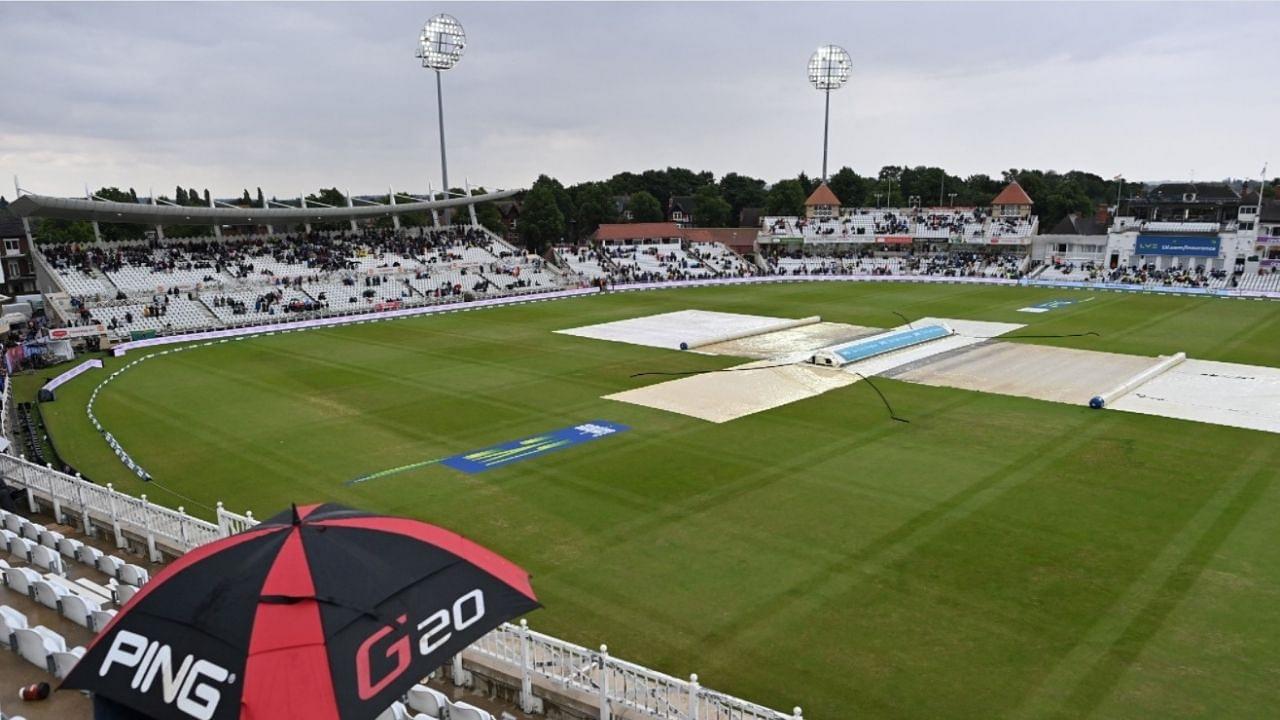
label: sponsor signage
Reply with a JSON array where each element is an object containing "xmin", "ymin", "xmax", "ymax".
[
  {"xmin": 832, "ymin": 324, "xmax": 950, "ymax": 363},
  {"xmin": 442, "ymin": 421, "xmax": 629, "ymax": 474},
  {"xmin": 879, "ymin": 235, "xmax": 913, "ymax": 245},
  {"xmin": 42, "ymin": 358, "xmax": 103, "ymax": 392},
  {"xmin": 98, "ymin": 630, "xmax": 232, "ymax": 720},
  {"xmin": 1135, "ymin": 234, "xmax": 1220, "ymax": 257},
  {"xmin": 1017, "ymin": 299, "xmax": 1075, "ymax": 314},
  {"xmin": 48, "ymin": 324, "xmax": 106, "ymax": 340}
]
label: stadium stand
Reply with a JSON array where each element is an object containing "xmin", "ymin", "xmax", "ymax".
[
  {"xmin": 688, "ymin": 241, "xmax": 754, "ymax": 276},
  {"xmin": 757, "ymin": 206, "xmax": 1032, "ymax": 243},
  {"xmin": 1236, "ymin": 269, "xmax": 1280, "ymax": 292},
  {"xmin": 554, "ymin": 245, "xmax": 611, "ymax": 280},
  {"xmin": 37, "ymin": 225, "xmax": 570, "ymax": 340},
  {"xmin": 762, "ymin": 249, "xmax": 1028, "ymax": 279},
  {"xmin": 1033, "ymin": 260, "xmax": 1231, "ymax": 289}
]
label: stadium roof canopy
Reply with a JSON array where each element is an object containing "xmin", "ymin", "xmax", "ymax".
[{"xmin": 7, "ymin": 188, "xmax": 519, "ymax": 226}]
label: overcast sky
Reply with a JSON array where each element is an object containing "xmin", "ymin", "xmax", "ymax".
[{"xmin": 1, "ymin": 1, "xmax": 1277, "ymax": 199}]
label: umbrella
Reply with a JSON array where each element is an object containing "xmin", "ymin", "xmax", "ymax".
[{"xmin": 62, "ymin": 503, "xmax": 539, "ymax": 720}]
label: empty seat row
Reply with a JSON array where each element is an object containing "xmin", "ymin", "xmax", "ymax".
[
  {"xmin": 2, "ymin": 561, "xmax": 118, "ymax": 633},
  {"xmin": 1, "ymin": 530, "xmax": 64, "ymax": 575},
  {"xmin": 0, "ymin": 604, "xmax": 87, "ymax": 680},
  {"xmin": 0, "ymin": 510, "xmax": 147, "ymax": 604}
]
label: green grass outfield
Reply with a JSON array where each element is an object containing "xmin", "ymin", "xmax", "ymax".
[{"xmin": 27, "ymin": 282, "xmax": 1280, "ymax": 719}]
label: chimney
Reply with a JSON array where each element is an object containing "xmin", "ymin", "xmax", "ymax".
[{"xmin": 1095, "ymin": 206, "xmax": 1111, "ymax": 226}]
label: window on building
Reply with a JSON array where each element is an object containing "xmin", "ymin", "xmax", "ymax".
[
  {"xmin": 3, "ymin": 238, "xmax": 18, "ymax": 255},
  {"xmin": 7, "ymin": 261, "xmax": 18, "ymax": 278}
]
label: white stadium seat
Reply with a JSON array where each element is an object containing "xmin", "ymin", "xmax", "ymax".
[
  {"xmin": 118, "ymin": 563, "xmax": 149, "ymax": 587},
  {"xmin": 115, "ymin": 583, "xmax": 138, "ymax": 605},
  {"xmin": 2, "ymin": 567, "xmax": 40, "ymax": 596},
  {"xmin": 96, "ymin": 553, "xmax": 124, "ymax": 579},
  {"xmin": 7, "ymin": 536, "xmax": 36, "ymax": 563},
  {"xmin": 14, "ymin": 626, "xmax": 66, "ymax": 671},
  {"xmin": 19, "ymin": 520, "xmax": 43, "ymax": 542},
  {"xmin": 30, "ymin": 580, "xmax": 67, "ymax": 611},
  {"xmin": 77, "ymin": 544, "xmax": 104, "ymax": 568},
  {"xmin": 59, "ymin": 593, "xmax": 101, "ymax": 630},
  {"xmin": 58, "ymin": 536, "xmax": 84, "ymax": 561},
  {"xmin": 51, "ymin": 646, "xmax": 86, "ymax": 679},
  {"xmin": 2, "ymin": 513, "xmax": 22, "ymax": 535},
  {"xmin": 448, "ymin": 700, "xmax": 496, "ymax": 720},
  {"xmin": 90, "ymin": 609, "xmax": 117, "ymax": 632},
  {"xmin": 406, "ymin": 684, "xmax": 449, "ymax": 718},
  {"xmin": 0, "ymin": 604, "xmax": 28, "ymax": 648},
  {"xmin": 38, "ymin": 528, "xmax": 64, "ymax": 550},
  {"xmin": 30, "ymin": 545, "xmax": 64, "ymax": 575},
  {"xmin": 374, "ymin": 701, "xmax": 412, "ymax": 720}
]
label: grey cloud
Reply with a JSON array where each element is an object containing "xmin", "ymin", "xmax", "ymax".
[{"xmin": 1, "ymin": 1, "xmax": 1276, "ymax": 199}]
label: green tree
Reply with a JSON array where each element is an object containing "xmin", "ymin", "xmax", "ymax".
[
  {"xmin": 305, "ymin": 188, "xmax": 349, "ymax": 231},
  {"xmin": 827, "ymin": 167, "xmax": 867, "ymax": 208},
  {"xmin": 796, "ymin": 172, "xmax": 816, "ymax": 197},
  {"xmin": 474, "ymin": 202, "xmax": 505, "ymax": 236},
  {"xmin": 876, "ymin": 166, "xmax": 905, "ymax": 206},
  {"xmin": 92, "ymin": 187, "xmax": 146, "ymax": 242},
  {"xmin": 693, "ymin": 185, "xmax": 731, "ymax": 227},
  {"xmin": 571, "ymin": 182, "xmax": 617, "ymax": 241},
  {"xmin": 766, "ymin": 180, "xmax": 806, "ymax": 216},
  {"xmin": 718, "ymin": 173, "xmax": 768, "ymax": 226},
  {"xmin": 519, "ymin": 183, "xmax": 565, "ymax": 253},
  {"xmin": 531, "ymin": 175, "xmax": 574, "ymax": 226},
  {"xmin": 35, "ymin": 218, "xmax": 95, "ymax": 244},
  {"xmin": 626, "ymin": 191, "xmax": 664, "ymax": 222},
  {"xmin": 962, "ymin": 174, "xmax": 1002, "ymax": 206}
]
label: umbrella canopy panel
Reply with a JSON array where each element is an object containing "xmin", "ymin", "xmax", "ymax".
[{"xmin": 63, "ymin": 503, "xmax": 539, "ymax": 720}]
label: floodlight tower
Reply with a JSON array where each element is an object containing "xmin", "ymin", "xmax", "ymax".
[
  {"xmin": 417, "ymin": 14, "xmax": 467, "ymax": 223},
  {"xmin": 808, "ymin": 45, "xmax": 851, "ymax": 183}
]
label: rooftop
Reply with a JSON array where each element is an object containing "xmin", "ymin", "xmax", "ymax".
[
  {"xmin": 805, "ymin": 183, "xmax": 841, "ymax": 207},
  {"xmin": 991, "ymin": 181, "xmax": 1033, "ymax": 206}
]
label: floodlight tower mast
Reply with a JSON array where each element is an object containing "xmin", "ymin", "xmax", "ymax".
[
  {"xmin": 808, "ymin": 45, "xmax": 851, "ymax": 183},
  {"xmin": 418, "ymin": 14, "xmax": 467, "ymax": 225}
]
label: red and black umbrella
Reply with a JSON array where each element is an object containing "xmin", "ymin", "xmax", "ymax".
[{"xmin": 62, "ymin": 503, "xmax": 539, "ymax": 720}]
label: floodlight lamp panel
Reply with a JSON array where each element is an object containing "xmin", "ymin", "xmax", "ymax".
[
  {"xmin": 808, "ymin": 45, "xmax": 851, "ymax": 91},
  {"xmin": 418, "ymin": 14, "xmax": 467, "ymax": 71}
]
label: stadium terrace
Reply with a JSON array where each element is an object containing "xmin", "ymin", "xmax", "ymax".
[{"xmin": 0, "ymin": 178, "xmax": 1275, "ymax": 347}]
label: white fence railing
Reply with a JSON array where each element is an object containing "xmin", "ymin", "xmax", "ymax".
[
  {"xmin": 0, "ymin": 373, "xmax": 12, "ymax": 444},
  {"xmin": 0, "ymin": 452, "xmax": 802, "ymax": 720}
]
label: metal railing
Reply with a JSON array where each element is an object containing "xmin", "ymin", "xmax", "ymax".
[
  {"xmin": 0, "ymin": 453, "xmax": 802, "ymax": 719},
  {"xmin": 0, "ymin": 374, "xmax": 12, "ymax": 445}
]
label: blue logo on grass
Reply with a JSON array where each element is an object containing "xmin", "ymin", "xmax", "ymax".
[
  {"xmin": 441, "ymin": 421, "xmax": 629, "ymax": 474},
  {"xmin": 1018, "ymin": 298, "xmax": 1076, "ymax": 313},
  {"xmin": 1033, "ymin": 299, "xmax": 1075, "ymax": 310}
]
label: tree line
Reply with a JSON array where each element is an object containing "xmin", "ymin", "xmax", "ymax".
[
  {"xmin": 23, "ymin": 167, "xmax": 1275, "ymax": 252},
  {"xmin": 512, "ymin": 166, "xmax": 1138, "ymax": 252}
]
